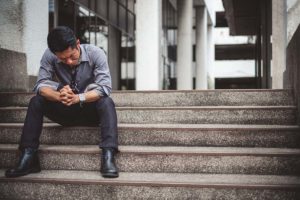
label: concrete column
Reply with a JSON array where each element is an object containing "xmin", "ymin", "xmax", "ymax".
[
  {"xmin": 0, "ymin": 0, "xmax": 48, "ymax": 91},
  {"xmin": 136, "ymin": 0, "xmax": 162, "ymax": 90},
  {"xmin": 177, "ymin": 0, "xmax": 193, "ymax": 90},
  {"xmin": 195, "ymin": 6, "xmax": 208, "ymax": 89},
  {"xmin": 108, "ymin": 25, "xmax": 121, "ymax": 90},
  {"xmin": 207, "ymin": 24, "xmax": 215, "ymax": 89},
  {"xmin": 272, "ymin": 0, "xmax": 287, "ymax": 89}
]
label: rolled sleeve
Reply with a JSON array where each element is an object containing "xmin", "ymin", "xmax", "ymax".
[
  {"xmin": 85, "ymin": 48, "xmax": 112, "ymax": 96},
  {"xmin": 33, "ymin": 49, "xmax": 60, "ymax": 94}
]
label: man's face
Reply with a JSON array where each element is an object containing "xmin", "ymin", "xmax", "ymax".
[{"xmin": 55, "ymin": 40, "xmax": 80, "ymax": 67}]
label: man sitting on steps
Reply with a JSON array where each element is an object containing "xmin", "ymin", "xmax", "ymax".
[{"xmin": 5, "ymin": 26, "xmax": 119, "ymax": 178}]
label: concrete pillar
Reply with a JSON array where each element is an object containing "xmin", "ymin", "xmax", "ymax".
[
  {"xmin": 287, "ymin": 0, "xmax": 300, "ymax": 43},
  {"xmin": 108, "ymin": 25, "xmax": 121, "ymax": 90},
  {"xmin": 0, "ymin": 0, "xmax": 48, "ymax": 91},
  {"xmin": 136, "ymin": 0, "xmax": 162, "ymax": 90},
  {"xmin": 177, "ymin": 0, "xmax": 193, "ymax": 90},
  {"xmin": 207, "ymin": 24, "xmax": 215, "ymax": 89},
  {"xmin": 195, "ymin": 6, "xmax": 208, "ymax": 89},
  {"xmin": 272, "ymin": 0, "xmax": 287, "ymax": 89}
]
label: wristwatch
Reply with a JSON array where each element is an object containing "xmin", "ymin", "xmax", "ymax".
[{"xmin": 78, "ymin": 93, "xmax": 86, "ymax": 107}]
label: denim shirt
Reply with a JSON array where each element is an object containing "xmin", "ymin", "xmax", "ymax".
[{"xmin": 33, "ymin": 44, "xmax": 111, "ymax": 97}]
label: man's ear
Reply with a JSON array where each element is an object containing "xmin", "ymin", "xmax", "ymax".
[{"xmin": 76, "ymin": 39, "xmax": 80, "ymax": 48}]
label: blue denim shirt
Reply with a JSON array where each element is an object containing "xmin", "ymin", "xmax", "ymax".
[{"xmin": 33, "ymin": 44, "xmax": 111, "ymax": 97}]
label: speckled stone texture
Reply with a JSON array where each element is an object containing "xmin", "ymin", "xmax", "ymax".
[
  {"xmin": 0, "ymin": 90, "xmax": 295, "ymax": 107},
  {"xmin": 1, "ymin": 182, "xmax": 299, "ymax": 200},
  {"xmin": 0, "ymin": 49, "xmax": 29, "ymax": 92},
  {"xmin": 1, "ymin": 145, "xmax": 300, "ymax": 175},
  {"xmin": 0, "ymin": 106, "xmax": 297, "ymax": 124},
  {"xmin": 1, "ymin": 124, "xmax": 300, "ymax": 147},
  {"xmin": 0, "ymin": 90, "xmax": 299, "ymax": 199},
  {"xmin": 0, "ymin": 170, "xmax": 300, "ymax": 200}
]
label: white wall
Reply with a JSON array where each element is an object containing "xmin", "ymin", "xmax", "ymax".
[
  {"xmin": 24, "ymin": 0, "xmax": 48, "ymax": 76},
  {"xmin": 203, "ymin": 0, "xmax": 216, "ymax": 25},
  {"xmin": 135, "ymin": 0, "xmax": 162, "ymax": 90},
  {"xmin": 214, "ymin": 28, "xmax": 255, "ymax": 78},
  {"xmin": 213, "ymin": 0, "xmax": 255, "ymax": 79},
  {"xmin": 214, "ymin": 60, "xmax": 255, "ymax": 77},
  {"xmin": 0, "ymin": 0, "xmax": 48, "ymax": 76}
]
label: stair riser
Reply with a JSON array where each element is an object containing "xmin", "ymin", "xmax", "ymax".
[
  {"xmin": 0, "ymin": 108, "xmax": 297, "ymax": 125},
  {"xmin": 0, "ymin": 182, "xmax": 299, "ymax": 200},
  {"xmin": 0, "ymin": 91, "xmax": 294, "ymax": 107},
  {"xmin": 1, "ymin": 151, "xmax": 300, "ymax": 175},
  {"xmin": 1, "ymin": 126, "xmax": 300, "ymax": 147}
]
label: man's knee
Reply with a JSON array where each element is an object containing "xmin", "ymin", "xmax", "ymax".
[
  {"xmin": 96, "ymin": 97, "xmax": 116, "ymax": 109},
  {"xmin": 28, "ymin": 95, "xmax": 46, "ymax": 108}
]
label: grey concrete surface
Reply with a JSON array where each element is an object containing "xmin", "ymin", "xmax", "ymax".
[
  {"xmin": 0, "ymin": 90, "xmax": 299, "ymax": 199},
  {"xmin": 0, "ymin": 170, "xmax": 300, "ymax": 200},
  {"xmin": 0, "ymin": 90, "xmax": 295, "ymax": 107},
  {"xmin": 0, "ymin": 49, "xmax": 29, "ymax": 92},
  {"xmin": 0, "ymin": 106, "xmax": 297, "ymax": 125},
  {"xmin": 1, "ymin": 144, "xmax": 300, "ymax": 175},
  {"xmin": 1, "ymin": 123, "xmax": 300, "ymax": 147}
]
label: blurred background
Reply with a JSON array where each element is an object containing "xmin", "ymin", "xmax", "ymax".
[{"xmin": 0, "ymin": 0, "xmax": 299, "ymax": 91}]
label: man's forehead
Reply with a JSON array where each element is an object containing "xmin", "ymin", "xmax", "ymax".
[{"xmin": 56, "ymin": 47, "xmax": 76, "ymax": 57}]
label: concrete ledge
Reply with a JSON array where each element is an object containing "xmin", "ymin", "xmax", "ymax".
[
  {"xmin": 0, "ymin": 106, "xmax": 297, "ymax": 125},
  {"xmin": 1, "ymin": 170, "xmax": 300, "ymax": 200},
  {"xmin": 1, "ymin": 145, "xmax": 300, "ymax": 175},
  {"xmin": 1, "ymin": 123, "xmax": 299, "ymax": 147},
  {"xmin": 0, "ymin": 90, "xmax": 295, "ymax": 107},
  {"xmin": 0, "ymin": 48, "xmax": 29, "ymax": 92}
]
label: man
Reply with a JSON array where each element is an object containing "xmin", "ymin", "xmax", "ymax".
[{"xmin": 5, "ymin": 26, "xmax": 119, "ymax": 178}]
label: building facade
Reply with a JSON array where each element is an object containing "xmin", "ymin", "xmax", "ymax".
[
  {"xmin": 0, "ymin": 0, "xmax": 215, "ymax": 91},
  {"xmin": 1, "ymin": 0, "xmax": 299, "ymax": 93}
]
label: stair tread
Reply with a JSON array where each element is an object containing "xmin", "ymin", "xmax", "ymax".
[
  {"xmin": 2, "ymin": 144, "xmax": 300, "ymax": 155},
  {"xmin": 0, "ymin": 123, "xmax": 299, "ymax": 130},
  {"xmin": 0, "ymin": 106, "xmax": 297, "ymax": 109},
  {"xmin": 1, "ymin": 169, "xmax": 300, "ymax": 188},
  {"xmin": 0, "ymin": 89, "xmax": 293, "ymax": 93}
]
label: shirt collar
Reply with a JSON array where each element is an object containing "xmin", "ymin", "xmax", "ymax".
[{"xmin": 79, "ymin": 45, "xmax": 89, "ymax": 62}]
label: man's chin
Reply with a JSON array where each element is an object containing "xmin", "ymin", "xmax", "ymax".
[{"xmin": 69, "ymin": 63, "xmax": 78, "ymax": 67}]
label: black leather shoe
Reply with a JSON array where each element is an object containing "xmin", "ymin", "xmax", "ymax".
[
  {"xmin": 5, "ymin": 147, "xmax": 41, "ymax": 178},
  {"xmin": 100, "ymin": 148, "xmax": 119, "ymax": 178}
]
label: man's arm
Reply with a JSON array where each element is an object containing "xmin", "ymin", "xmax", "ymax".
[
  {"xmin": 57, "ymin": 85, "xmax": 100, "ymax": 106},
  {"xmin": 33, "ymin": 49, "xmax": 61, "ymax": 94},
  {"xmin": 39, "ymin": 87, "xmax": 61, "ymax": 102},
  {"xmin": 84, "ymin": 47, "xmax": 112, "ymax": 98},
  {"xmin": 83, "ymin": 90, "xmax": 101, "ymax": 103}
]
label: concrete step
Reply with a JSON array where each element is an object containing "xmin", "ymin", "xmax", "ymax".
[
  {"xmin": 1, "ymin": 123, "xmax": 300, "ymax": 148},
  {"xmin": 1, "ymin": 144, "xmax": 300, "ymax": 175},
  {"xmin": 0, "ymin": 89, "xmax": 294, "ymax": 107},
  {"xmin": 1, "ymin": 170, "xmax": 300, "ymax": 200},
  {"xmin": 0, "ymin": 106, "xmax": 297, "ymax": 124}
]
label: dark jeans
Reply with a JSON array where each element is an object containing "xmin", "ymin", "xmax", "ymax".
[{"xmin": 19, "ymin": 95, "xmax": 118, "ymax": 150}]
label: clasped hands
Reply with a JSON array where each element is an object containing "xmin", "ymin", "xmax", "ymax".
[{"xmin": 59, "ymin": 85, "xmax": 79, "ymax": 106}]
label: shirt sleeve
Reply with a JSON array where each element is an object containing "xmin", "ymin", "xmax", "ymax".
[
  {"xmin": 33, "ymin": 49, "xmax": 60, "ymax": 94},
  {"xmin": 84, "ymin": 47, "xmax": 112, "ymax": 97}
]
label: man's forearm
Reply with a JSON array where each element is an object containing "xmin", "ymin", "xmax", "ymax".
[
  {"xmin": 40, "ymin": 86, "xmax": 101, "ymax": 104},
  {"xmin": 39, "ymin": 87, "xmax": 61, "ymax": 102},
  {"xmin": 83, "ymin": 90, "xmax": 101, "ymax": 103}
]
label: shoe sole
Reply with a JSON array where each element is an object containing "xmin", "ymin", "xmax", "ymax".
[
  {"xmin": 101, "ymin": 172, "xmax": 119, "ymax": 178},
  {"xmin": 5, "ymin": 168, "xmax": 41, "ymax": 178}
]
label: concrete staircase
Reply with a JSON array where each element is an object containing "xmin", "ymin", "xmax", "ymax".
[{"xmin": 0, "ymin": 90, "xmax": 300, "ymax": 200}]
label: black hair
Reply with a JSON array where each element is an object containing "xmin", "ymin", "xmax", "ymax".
[{"xmin": 47, "ymin": 26, "xmax": 77, "ymax": 53}]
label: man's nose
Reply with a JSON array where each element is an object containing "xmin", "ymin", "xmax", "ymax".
[{"xmin": 66, "ymin": 58, "xmax": 73, "ymax": 65}]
